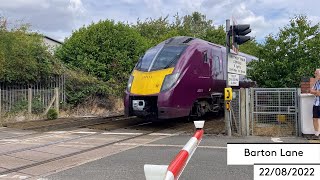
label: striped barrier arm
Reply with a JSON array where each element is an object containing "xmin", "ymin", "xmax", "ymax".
[{"xmin": 144, "ymin": 121, "xmax": 205, "ymax": 180}]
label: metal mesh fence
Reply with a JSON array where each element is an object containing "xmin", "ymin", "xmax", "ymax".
[{"xmin": 250, "ymin": 88, "xmax": 298, "ymax": 136}]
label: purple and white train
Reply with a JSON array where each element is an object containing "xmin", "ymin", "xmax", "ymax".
[{"xmin": 124, "ymin": 36, "xmax": 256, "ymax": 119}]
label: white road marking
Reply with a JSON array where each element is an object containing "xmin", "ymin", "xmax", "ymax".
[
  {"xmin": 0, "ymin": 139, "xmax": 19, "ymax": 142},
  {"xmin": 46, "ymin": 131, "xmax": 68, "ymax": 134},
  {"xmin": 101, "ymin": 132, "xmax": 143, "ymax": 135},
  {"xmin": 0, "ymin": 174, "xmax": 29, "ymax": 179},
  {"xmin": 271, "ymin": 137, "xmax": 283, "ymax": 142},
  {"xmin": 148, "ymin": 133, "xmax": 179, "ymax": 136},
  {"xmin": 72, "ymin": 131, "xmax": 97, "ymax": 134},
  {"xmin": 115, "ymin": 143, "xmax": 227, "ymax": 149}
]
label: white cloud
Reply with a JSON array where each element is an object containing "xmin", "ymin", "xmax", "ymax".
[
  {"xmin": 0, "ymin": 0, "xmax": 87, "ymax": 41},
  {"xmin": 230, "ymin": 3, "xmax": 270, "ymax": 39},
  {"xmin": 1, "ymin": 0, "xmax": 320, "ymax": 43},
  {"xmin": 68, "ymin": 0, "xmax": 86, "ymax": 13}
]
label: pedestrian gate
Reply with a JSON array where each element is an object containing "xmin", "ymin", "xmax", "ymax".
[{"xmin": 250, "ymin": 88, "xmax": 298, "ymax": 136}]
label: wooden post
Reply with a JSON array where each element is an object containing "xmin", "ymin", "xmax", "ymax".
[
  {"xmin": 0, "ymin": 89, "xmax": 1, "ymax": 118},
  {"xmin": 54, "ymin": 87, "xmax": 59, "ymax": 117},
  {"xmin": 240, "ymin": 88, "xmax": 246, "ymax": 136},
  {"xmin": 43, "ymin": 96, "xmax": 55, "ymax": 116},
  {"xmin": 28, "ymin": 88, "xmax": 32, "ymax": 114}
]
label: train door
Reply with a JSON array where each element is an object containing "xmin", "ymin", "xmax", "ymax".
[
  {"xmin": 200, "ymin": 50, "xmax": 211, "ymax": 78},
  {"xmin": 196, "ymin": 49, "xmax": 211, "ymax": 96}
]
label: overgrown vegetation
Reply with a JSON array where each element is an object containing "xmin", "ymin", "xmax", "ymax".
[
  {"xmin": 0, "ymin": 17, "xmax": 64, "ymax": 84},
  {"xmin": 1, "ymin": 13, "xmax": 319, "ymax": 112}
]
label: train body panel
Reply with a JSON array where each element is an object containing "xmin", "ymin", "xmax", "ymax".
[{"xmin": 124, "ymin": 36, "xmax": 256, "ymax": 119}]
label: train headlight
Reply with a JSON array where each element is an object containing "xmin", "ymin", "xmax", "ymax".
[
  {"xmin": 161, "ymin": 73, "xmax": 180, "ymax": 92},
  {"xmin": 127, "ymin": 75, "xmax": 134, "ymax": 92}
]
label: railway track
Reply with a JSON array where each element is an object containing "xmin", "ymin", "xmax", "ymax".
[
  {"xmin": 3, "ymin": 114, "xmax": 134, "ymax": 131},
  {"xmin": 0, "ymin": 115, "xmax": 144, "ymax": 144},
  {"xmin": 0, "ymin": 119, "xmax": 191, "ymax": 176}
]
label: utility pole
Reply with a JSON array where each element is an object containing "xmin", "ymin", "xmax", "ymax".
[{"xmin": 225, "ymin": 19, "xmax": 232, "ymax": 136}]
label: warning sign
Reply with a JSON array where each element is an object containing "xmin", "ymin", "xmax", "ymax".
[
  {"xmin": 228, "ymin": 73, "xmax": 239, "ymax": 86},
  {"xmin": 228, "ymin": 53, "xmax": 246, "ymax": 75}
]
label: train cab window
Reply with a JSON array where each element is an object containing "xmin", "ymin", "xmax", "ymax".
[
  {"xmin": 135, "ymin": 45, "xmax": 163, "ymax": 71},
  {"xmin": 150, "ymin": 45, "xmax": 187, "ymax": 71},
  {"xmin": 203, "ymin": 51, "xmax": 208, "ymax": 63},
  {"xmin": 136, "ymin": 44, "xmax": 187, "ymax": 71}
]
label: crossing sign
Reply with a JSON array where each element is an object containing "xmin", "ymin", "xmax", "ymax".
[{"xmin": 227, "ymin": 53, "xmax": 246, "ymax": 75}]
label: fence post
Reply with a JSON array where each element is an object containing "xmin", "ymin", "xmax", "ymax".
[
  {"xmin": 245, "ymin": 88, "xmax": 250, "ymax": 136},
  {"xmin": 0, "ymin": 89, "xmax": 1, "ymax": 118},
  {"xmin": 28, "ymin": 88, "xmax": 32, "ymax": 114},
  {"xmin": 54, "ymin": 87, "xmax": 59, "ymax": 117},
  {"xmin": 240, "ymin": 88, "xmax": 246, "ymax": 136},
  {"xmin": 297, "ymin": 88, "xmax": 301, "ymax": 136}
]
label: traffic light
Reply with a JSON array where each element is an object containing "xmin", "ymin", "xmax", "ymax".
[{"xmin": 231, "ymin": 24, "xmax": 251, "ymax": 46}]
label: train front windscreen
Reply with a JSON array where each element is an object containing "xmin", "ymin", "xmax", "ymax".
[{"xmin": 135, "ymin": 44, "xmax": 187, "ymax": 72}]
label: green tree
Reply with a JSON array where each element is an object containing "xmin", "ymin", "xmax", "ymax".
[
  {"xmin": 134, "ymin": 12, "xmax": 226, "ymax": 46},
  {"xmin": 0, "ymin": 17, "xmax": 62, "ymax": 84},
  {"xmin": 247, "ymin": 15, "xmax": 320, "ymax": 87},
  {"xmin": 239, "ymin": 39, "xmax": 262, "ymax": 57},
  {"xmin": 134, "ymin": 16, "xmax": 177, "ymax": 46},
  {"xmin": 56, "ymin": 20, "xmax": 149, "ymax": 92}
]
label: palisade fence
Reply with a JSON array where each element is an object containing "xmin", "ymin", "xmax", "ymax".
[{"xmin": 0, "ymin": 75, "xmax": 65, "ymax": 116}]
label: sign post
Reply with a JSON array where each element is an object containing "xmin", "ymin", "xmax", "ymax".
[
  {"xmin": 225, "ymin": 19, "xmax": 232, "ymax": 136},
  {"xmin": 225, "ymin": 19, "xmax": 251, "ymax": 136}
]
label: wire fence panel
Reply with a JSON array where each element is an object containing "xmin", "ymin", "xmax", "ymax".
[
  {"xmin": 1, "ymin": 89, "xmax": 28, "ymax": 113},
  {"xmin": 250, "ymin": 88, "xmax": 298, "ymax": 136},
  {"xmin": 0, "ymin": 75, "xmax": 65, "ymax": 115}
]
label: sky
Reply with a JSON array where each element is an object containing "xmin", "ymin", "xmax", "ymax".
[{"xmin": 1, "ymin": 0, "xmax": 320, "ymax": 43}]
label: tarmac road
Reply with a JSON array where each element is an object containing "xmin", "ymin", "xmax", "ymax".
[{"xmin": 45, "ymin": 135, "xmax": 309, "ymax": 180}]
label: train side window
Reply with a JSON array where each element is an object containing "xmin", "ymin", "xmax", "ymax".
[
  {"xmin": 213, "ymin": 55, "xmax": 221, "ymax": 77},
  {"xmin": 203, "ymin": 51, "xmax": 208, "ymax": 63}
]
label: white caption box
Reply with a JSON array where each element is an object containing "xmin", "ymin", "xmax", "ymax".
[
  {"xmin": 254, "ymin": 164, "xmax": 320, "ymax": 180},
  {"xmin": 227, "ymin": 143, "xmax": 320, "ymax": 165}
]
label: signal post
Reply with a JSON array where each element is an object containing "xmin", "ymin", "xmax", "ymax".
[{"xmin": 225, "ymin": 19, "xmax": 251, "ymax": 136}]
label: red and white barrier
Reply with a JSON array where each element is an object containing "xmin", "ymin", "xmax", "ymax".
[{"xmin": 144, "ymin": 121, "xmax": 205, "ymax": 180}]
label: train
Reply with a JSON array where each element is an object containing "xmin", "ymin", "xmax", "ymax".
[{"xmin": 124, "ymin": 36, "xmax": 256, "ymax": 119}]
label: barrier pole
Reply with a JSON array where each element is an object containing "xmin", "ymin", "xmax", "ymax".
[{"xmin": 144, "ymin": 121, "xmax": 205, "ymax": 180}]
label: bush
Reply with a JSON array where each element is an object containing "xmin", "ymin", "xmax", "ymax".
[
  {"xmin": 32, "ymin": 97, "xmax": 45, "ymax": 114},
  {"xmin": 47, "ymin": 109, "xmax": 58, "ymax": 120}
]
